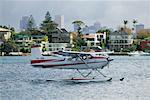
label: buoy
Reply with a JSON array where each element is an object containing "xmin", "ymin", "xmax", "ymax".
[{"xmin": 120, "ymin": 78, "xmax": 124, "ymax": 81}]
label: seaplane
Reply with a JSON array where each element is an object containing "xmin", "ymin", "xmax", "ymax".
[{"xmin": 30, "ymin": 45, "xmax": 119, "ymax": 83}]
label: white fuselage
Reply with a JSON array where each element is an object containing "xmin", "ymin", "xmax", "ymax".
[
  {"xmin": 31, "ymin": 56, "xmax": 109, "ymax": 69},
  {"xmin": 30, "ymin": 46, "xmax": 112, "ymax": 69}
]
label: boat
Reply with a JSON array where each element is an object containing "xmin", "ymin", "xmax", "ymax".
[{"xmin": 128, "ymin": 51, "xmax": 150, "ymax": 56}]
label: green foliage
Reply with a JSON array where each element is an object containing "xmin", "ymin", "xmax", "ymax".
[
  {"xmin": 40, "ymin": 11, "xmax": 58, "ymax": 34},
  {"xmin": 42, "ymin": 36, "xmax": 48, "ymax": 42},
  {"xmin": 71, "ymin": 47, "xmax": 80, "ymax": 51},
  {"xmin": 76, "ymin": 37, "xmax": 86, "ymax": 48},
  {"xmin": 72, "ymin": 20, "xmax": 86, "ymax": 49},
  {"xmin": 27, "ymin": 15, "xmax": 36, "ymax": 30},
  {"xmin": 72, "ymin": 20, "xmax": 84, "ymax": 26},
  {"xmin": 72, "ymin": 20, "xmax": 84, "ymax": 35},
  {"xmin": 1, "ymin": 39, "xmax": 18, "ymax": 55},
  {"xmin": 42, "ymin": 44, "xmax": 47, "ymax": 52},
  {"xmin": 20, "ymin": 48, "xmax": 29, "ymax": 53}
]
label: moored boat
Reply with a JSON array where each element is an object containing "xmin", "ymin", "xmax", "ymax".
[{"xmin": 128, "ymin": 51, "xmax": 150, "ymax": 56}]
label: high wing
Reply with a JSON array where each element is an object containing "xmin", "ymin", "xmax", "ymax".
[
  {"xmin": 52, "ymin": 51, "xmax": 107, "ymax": 58},
  {"xmin": 31, "ymin": 46, "xmax": 113, "ymax": 69}
]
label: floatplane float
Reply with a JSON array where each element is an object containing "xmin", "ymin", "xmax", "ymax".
[{"xmin": 31, "ymin": 45, "xmax": 123, "ymax": 83}]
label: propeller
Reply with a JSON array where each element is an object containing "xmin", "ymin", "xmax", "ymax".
[
  {"xmin": 106, "ymin": 57, "xmax": 113, "ymax": 68},
  {"xmin": 107, "ymin": 57, "xmax": 110, "ymax": 68}
]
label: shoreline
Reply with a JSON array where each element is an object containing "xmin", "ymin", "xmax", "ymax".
[{"xmin": 0, "ymin": 52, "xmax": 129, "ymax": 56}]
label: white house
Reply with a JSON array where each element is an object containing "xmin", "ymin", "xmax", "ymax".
[
  {"xmin": 82, "ymin": 32, "xmax": 106, "ymax": 47},
  {"xmin": 41, "ymin": 42, "xmax": 70, "ymax": 52},
  {"xmin": 0, "ymin": 28, "xmax": 11, "ymax": 41}
]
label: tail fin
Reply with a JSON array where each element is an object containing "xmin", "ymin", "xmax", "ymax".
[{"xmin": 31, "ymin": 45, "xmax": 43, "ymax": 59}]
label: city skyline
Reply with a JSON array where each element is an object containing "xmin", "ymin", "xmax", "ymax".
[{"xmin": 0, "ymin": 0, "xmax": 150, "ymax": 31}]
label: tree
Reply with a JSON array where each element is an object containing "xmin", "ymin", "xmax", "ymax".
[
  {"xmin": 10, "ymin": 27, "xmax": 15, "ymax": 32},
  {"xmin": 72, "ymin": 20, "xmax": 84, "ymax": 34},
  {"xmin": 27, "ymin": 15, "xmax": 36, "ymax": 30},
  {"xmin": 137, "ymin": 29, "xmax": 150, "ymax": 39},
  {"xmin": 40, "ymin": 11, "xmax": 58, "ymax": 34},
  {"xmin": 72, "ymin": 20, "xmax": 84, "ymax": 26},
  {"xmin": 123, "ymin": 20, "xmax": 128, "ymax": 28},
  {"xmin": 72, "ymin": 20, "xmax": 86, "ymax": 50},
  {"xmin": 42, "ymin": 36, "xmax": 48, "ymax": 42},
  {"xmin": 1, "ymin": 39, "xmax": 18, "ymax": 55},
  {"xmin": 133, "ymin": 19, "xmax": 137, "ymax": 24},
  {"xmin": 132, "ymin": 19, "xmax": 138, "ymax": 30}
]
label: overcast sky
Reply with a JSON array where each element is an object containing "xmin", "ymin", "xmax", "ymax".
[{"xmin": 0, "ymin": 0, "xmax": 150, "ymax": 31}]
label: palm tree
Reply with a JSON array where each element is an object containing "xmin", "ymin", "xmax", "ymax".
[
  {"xmin": 123, "ymin": 20, "xmax": 128, "ymax": 28},
  {"xmin": 72, "ymin": 20, "xmax": 84, "ymax": 26},
  {"xmin": 132, "ymin": 19, "xmax": 138, "ymax": 30},
  {"xmin": 133, "ymin": 19, "xmax": 137, "ymax": 24},
  {"xmin": 72, "ymin": 20, "xmax": 85, "ymax": 34}
]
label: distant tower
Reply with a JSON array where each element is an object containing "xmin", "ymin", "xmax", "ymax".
[
  {"xmin": 135, "ymin": 24, "xmax": 144, "ymax": 38},
  {"xmin": 94, "ymin": 21, "xmax": 101, "ymax": 31},
  {"xmin": 136, "ymin": 24, "xmax": 144, "ymax": 33},
  {"xmin": 54, "ymin": 15, "xmax": 64, "ymax": 28},
  {"xmin": 20, "ymin": 16, "xmax": 29, "ymax": 31}
]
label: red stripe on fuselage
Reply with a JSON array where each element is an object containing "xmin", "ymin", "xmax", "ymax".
[
  {"xmin": 92, "ymin": 56, "xmax": 107, "ymax": 59},
  {"xmin": 31, "ymin": 59, "xmax": 65, "ymax": 64},
  {"xmin": 31, "ymin": 57, "xmax": 106, "ymax": 64},
  {"xmin": 35, "ymin": 61, "xmax": 106, "ymax": 68}
]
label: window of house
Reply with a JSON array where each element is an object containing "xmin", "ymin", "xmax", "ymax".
[
  {"xmin": 100, "ymin": 35, "xmax": 103, "ymax": 38},
  {"xmin": 49, "ymin": 48, "xmax": 52, "ymax": 51},
  {"xmin": 87, "ymin": 38, "xmax": 94, "ymax": 41}
]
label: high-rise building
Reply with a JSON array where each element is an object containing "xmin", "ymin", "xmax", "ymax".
[
  {"xmin": 54, "ymin": 15, "xmax": 64, "ymax": 28},
  {"xmin": 94, "ymin": 21, "xmax": 101, "ymax": 31},
  {"xmin": 135, "ymin": 24, "xmax": 144, "ymax": 38},
  {"xmin": 136, "ymin": 24, "xmax": 144, "ymax": 33},
  {"xmin": 82, "ymin": 21, "xmax": 101, "ymax": 34},
  {"xmin": 20, "ymin": 16, "xmax": 29, "ymax": 31}
]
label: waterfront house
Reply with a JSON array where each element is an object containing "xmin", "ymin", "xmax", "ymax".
[
  {"xmin": 81, "ymin": 32, "xmax": 106, "ymax": 47},
  {"xmin": 43, "ymin": 42, "xmax": 70, "ymax": 52},
  {"xmin": 0, "ymin": 28, "xmax": 11, "ymax": 41},
  {"xmin": 14, "ymin": 34, "xmax": 32, "ymax": 52},
  {"xmin": 32, "ymin": 34, "xmax": 48, "ymax": 43},
  {"xmin": 45, "ymin": 28, "xmax": 70, "ymax": 51},
  {"xmin": 140, "ymin": 38, "xmax": 150, "ymax": 52},
  {"xmin": 109, "ymin": 30, "xmax": 133, "ymax": 51},
  {"xmin": 48, "ymin": 28, "xmax": 70, "ymax": 43}
]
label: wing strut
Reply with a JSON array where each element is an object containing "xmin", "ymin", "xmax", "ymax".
[
  {"xmin": 76, "ymin": 54, "xmax": 112, "ymax": 81},
  {"xmin": 76, "ymin": 69, "xmax": 92, "ymax": 78}
]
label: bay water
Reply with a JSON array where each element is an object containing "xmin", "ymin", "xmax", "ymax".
[{"xmin": 0, "ymin": 56, "xmax": 150, "ymax": 100}]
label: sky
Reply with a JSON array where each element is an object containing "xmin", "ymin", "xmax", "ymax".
[{"xmin": 0, "ymin": 0, "xmax": 150, "ymax": 31}]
